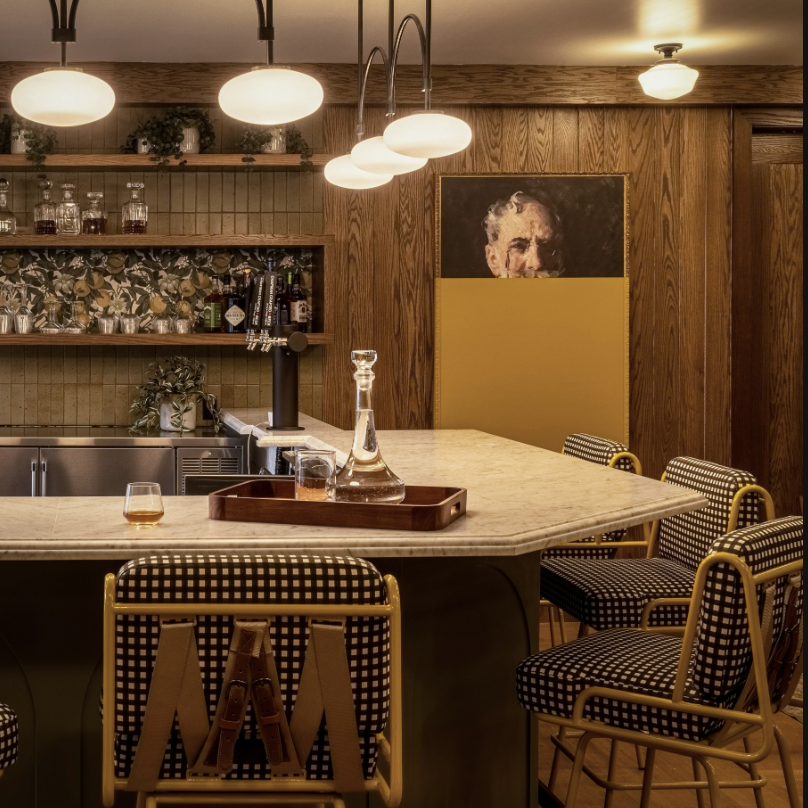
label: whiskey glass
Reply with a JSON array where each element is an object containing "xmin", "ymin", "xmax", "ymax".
[
  {"xmin": 295, "ymin": 450, "xmax": 337, "ymax": 502},
  {"xmin": 124, "ymin": 482, "xmax": 164, "ymax": 528}
]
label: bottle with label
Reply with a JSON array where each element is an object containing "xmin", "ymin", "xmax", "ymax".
[
  {"xmin": 290, "ymin": 270, "xmax": 309, "ymax": 332},
  {"xmin": 224, "ymin": 273, "xmax": 247, "ymax": 333},
  {"xmin": 0, "ymin": 179, "xmax": 16, "ymax": 235},
  {"xmin": 275, "ymin": 272, "xmax": 291, "ymax": 326},
  {"xmin": 203, "ymin": 278, "xmax": 224, "ymax": 333},
  {"xmin": 34, "ymin": 179, "xmax": 57, "ymax": 235},
  {"xmin": 57, "ymin": 183, "xmax": 81, "ymax": 235}
]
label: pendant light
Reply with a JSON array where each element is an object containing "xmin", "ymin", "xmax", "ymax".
[
  {"xmin": 324, "ymin": 155, "xmax": 394, "ymax": 190},
  {"xmin": 11, "ymin": 0, "xmax": 115, "ymax": 127},
  {"xmin": 638, "ymin": 44, "xmax": 699, "ymax": 100},
  {"xmin": 351, "ymin": 136, "xmax": 427, "ymax": 176},
  {"xmin": 383, "ymin": 111, "xmax": 472, "ymax": 159},
  {"xmin": 219, "ymin": 1, "xmax": 324, "ymax": 125}
]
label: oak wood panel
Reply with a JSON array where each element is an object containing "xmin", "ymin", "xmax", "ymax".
[
  {"xmin": 473, "ymin": 107, "xmax": 503, "ymax": 173},
  {"xmin": 2, "ymin": 62, "xmax": 801, "ymax": 105},
  {"xmin": 551, "ymin": 108, "xmax": 579, "ymax": 172},
  {"xmin": 678, "ymin": 109, "xmax": 708, "ymax": 460},
  {"xmin": 501, "ymin": 108, "xmax": 531, "ymax": 172},
  {"xmin": 0, "ymin": 154, "xmax": 335, "ymax": 170},
  {"xmin": 742, "ymin": 108, "xmax": 804, "ymax": 130},
  {"xmin": 0, "ymin": 234, "xmax": 334, "ymax": 248},
  {"xmin": 767, "ymin": 165, "xmax": 803, "ymax": 517},
  {"xmin": 578, "ymin": 108, "xmax": 605, "ymax": 173},
  {"xmin": 704, "ymin": 108, "xmax": 733, "ymax": 466},
  {"xmin": 526, "ymin": 108, "xmax": 554, "ymax": 173},
  {"xmin": 0, "ymin": 333, "xmax": 333, "ymax": 346},
  {"xmin": 752, "ymin": 135, "xmax": 804, "ymax": 164},
  {"xmin": 655, "ymin": 106, "xmax": 681, "ymax": 479}
]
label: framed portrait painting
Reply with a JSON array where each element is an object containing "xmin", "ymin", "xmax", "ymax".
[{"xmin": 434, "ymin": 174, "xmax": 630, "ymax": 452}]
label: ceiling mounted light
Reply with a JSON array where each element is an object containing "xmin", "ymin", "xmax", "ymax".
[
  {"xmin": 638, "ymin": 44, "xmax": 700, "ymax": 100},
  {"xmin": 384, "ymin": 111, "xmax": 472, "ymax": 159},
  {"xmin": 11, "ymin": 0, "xmax": 115, "ymax": 127},
  {"xmin": 351, "ymin": 136, "xmax": 427, "ymax": 175},
  {"xmin": 219, "ymin": 1, "xmax": 324, "ymax": 125},
  {"xmin": 324, "ymin": 155, "xmax": 393, "ymax": 190}
]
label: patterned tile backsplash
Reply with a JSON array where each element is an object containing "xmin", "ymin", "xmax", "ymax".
[{"xmin": 0, "ymin": 106, "xmax": 325, "ymax": 426}]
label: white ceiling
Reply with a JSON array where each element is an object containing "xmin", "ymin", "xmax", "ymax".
[{"xmin": 0, "ymin": 0, "xmax": 802, "ymax": 66}]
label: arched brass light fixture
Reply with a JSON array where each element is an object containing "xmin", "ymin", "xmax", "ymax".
[
  {"xmin": 326, "ymin": 0, "xmax": 472, "ymax": 189},
  {"xmin": 11, "ymin": 0, "xmax": 116, "ymax": 127},
  {"xmin": 219, "ymin": 0, "xmax": 324, "ymax": 125},
  {"xmin": 638, "ymin": 44, "xmax": 699, "ymax": 100}
]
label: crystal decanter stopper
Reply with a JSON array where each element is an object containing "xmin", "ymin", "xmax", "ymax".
[{"xmin": 334, "ymin": 350, "xmax": 406, "ymax": 504}]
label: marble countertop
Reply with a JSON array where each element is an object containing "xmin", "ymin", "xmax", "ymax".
[{"xmin": 0, "ymin": 409, "xmax": 708, "ymax": 560}]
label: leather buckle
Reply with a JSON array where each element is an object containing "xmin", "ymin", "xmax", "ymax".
[
  {"xmin": 227, "ymin": 679, "xmax": 248, "ymax": 699},
  {"xmin": 252, "ymin": 677, "xmax": 274, "ymax": 691}
]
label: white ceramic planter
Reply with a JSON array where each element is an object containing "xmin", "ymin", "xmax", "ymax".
[
  {"xmin": 10, "ymin": 127, "xmax": 30, "ymax": 155},
  {"xmin": 159, "ymin": 396, "xmax": 197, "ymax": 432},
  {"xmin": 180, "ymin": 126, "xmax": 200, "ymax": 154},
  {"xmin": 260, "ymin": 127, "xmax": 287, "ymax": 154},
  {"xmin": 136, "ymin": 137, "xmax": 151, "ymax": 155}
]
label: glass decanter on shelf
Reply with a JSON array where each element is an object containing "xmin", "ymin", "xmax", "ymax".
[
  {"xmin": 63, "ymin": 301, "xmax": 89, "ymax": 334},
  {"xmin": 40, "ymin": 299, "xmax": 63, "ymax": 334},
  {"xmin": 334, "ymin": 350, "xmax": 406, "ymax": 504},
  {"xmin": 81, "ymin": 191, "xmax": 107, "ymax": 235},
  {"xmin": 57, "ymin": 183, "xmax": 81, "ymax": 235},
  {"xmin": 0, "ymin": 178, "xmax": 16, "ymax": 235},
  {"xmin": 122, "ymin": 182, "xmax": 147, "ymax": 234},
  {"xmin": 34, "ymin": 179, "xmax": 58, "ymax": 235}
]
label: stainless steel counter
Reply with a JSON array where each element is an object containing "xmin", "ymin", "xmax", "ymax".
[{"xmin": 0, "ymin": 425, "xmax": 244, "ymax": 447}]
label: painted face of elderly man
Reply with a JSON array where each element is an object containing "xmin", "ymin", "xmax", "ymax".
[{"xmin": 483, "ymin": 192, "xmax": 564, "ymax": 278}]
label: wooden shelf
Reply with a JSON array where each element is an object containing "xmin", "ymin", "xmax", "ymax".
[
  {"xmin": 0, "ymin": 333, "xmax": 333, "ymax": 347},
  {"xmin": 0, "ymin": 234, "xmax": 335, "ymax": 249},
  {"xmin": 0, "ymin": 154, "xmax": 336, "ymax": 171}
]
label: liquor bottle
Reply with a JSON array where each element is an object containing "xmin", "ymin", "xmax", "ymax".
[
  {"xmin": 290, "ymin": 270, "xmax": 309, "ymax": 333},
  {"xmin": 34, "ymin": 179, "xmax": 57, "ymax": 235},
  {"xmin": 223, "ymin": 273, "xmax": 247, "ymax": 334},
  {"xmin": 275, "ymin": 272, "xmax": 291, "ymax": 326},
  {"xmin": 56, "ymin": 183, "xmax": 81, "ymax": 235},
  {"xmin": 0, "ymin": 179, "xmax": 16, "ymax": 235},
  {"xmin": 122, "ymin": 182, "xmax": 148, "ymax": 235},
  {"xmin": 81, "ymin": 191, "xmax": 107, "ymax": 235},
  {"xmin": 202, "ymin": 277, "xmax": 224, "ymax": 333}
]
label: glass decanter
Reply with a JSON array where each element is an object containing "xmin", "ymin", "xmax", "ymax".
[
  {"xmin": 122, "ymin": 182, "xmax": 148, "ymax": 234},
  {"xmin": 34, "ymin": 179, "xmax": 58, "ymax": 235},
  {"xmin": 63, "ymin": 301, "xmax": 88, "ymax": 334},
  {"xmin": 334, "ymin": 350, "xmax": 406, "ymax": 504},
  {"xmin": 57, "ymin": 183, "xmax": 81, "ymax": 235},
  {"xmin": 0, "ymin": 178, "xmax": 16, "ymax": 235},
  {"xmin": 81, "ymin": 191, "xmax": 107, "ymax": 235},
  {"xmin": 40, "ymin": 299, "xmax": 63, "ymax": 334}
]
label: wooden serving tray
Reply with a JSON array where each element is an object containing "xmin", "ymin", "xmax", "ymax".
[{"xmin": 209, "ymin": 479, "xmax": 467, "ymax": 531}]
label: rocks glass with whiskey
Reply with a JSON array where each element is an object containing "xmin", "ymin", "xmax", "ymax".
[
  {"xmin": 34, "ymin": 179, "xmax": 58, "ymax": 235},
  {"xmin": 122, "ymin": 182, "xmax": 148, "ymax": 235},
  {"xmin": 0, "ymin": 178, "xmax": 16, "ymax": 235},
  {"xmin": 124, "ymin": 482, "xmax": 164, "ymax": 528},
  {"xmin": 57, "ymin": 183, "xmax": 81, "ymax": 235},
  {"xmin": 334, "ymin": 350, "xmax": 406, "ymax": 504},
  {"xmin": 81, "ymin": 191, "xmax": 107, "ymax": 235},
  {"xmin": 295, "ymin": 450, "xmax": 337, "ymax": 501}
]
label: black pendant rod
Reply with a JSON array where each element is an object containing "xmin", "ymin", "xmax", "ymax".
[
  {"xmin": 47, "ymin": 0, "xmax": 81, "ymax": 65},
  {"xmin": 255, "ymin": 0, "xmax": 276, "ymax": 64}
]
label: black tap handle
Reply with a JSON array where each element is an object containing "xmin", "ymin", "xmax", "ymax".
[{"xmin": 286, "ymin": 331, "xmax": 308, "ymax": 353}]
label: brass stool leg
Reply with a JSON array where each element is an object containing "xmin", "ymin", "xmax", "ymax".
[
  {"xmin": 548, "ymin": 606, "xmax": 557, "ymax": 648},
  {"xmin": 565, "ymin": 731, "xmax": 595, "ymax": 808},
  {"xmin": 135, "ymin": 795, "xmax": 147, "ymax": 808},
  {"xmin": 635, "ymin": 742, "xmax": 646, "ymax": 770},
  {"xmin": 639, "ymin": 747, "xmax": 657, "ymax": 808},
  {"xmin": 603, "ymin": 740, "xmax": 620, "ymax": 808},
  {"xmin": 743, "ymin": 735, "xmax": 768, "ymax": 808},
  {"xmin": 548, "ymin": 726, "xmax": 568, "ymax": 792},
  {"xmin": 774, "ymin": 723, "xmax": 802, "ymax": 808},
  {"xmin": 692, "ymin": 757, "xmax": 707, "ymax": 808},
  {"xmin": 558, "ymin": 609, "xmax": 568, "ymax": 644},
  {"xmin": 697, "ymin": 756, "xmax": 722, "ymax": 808}
]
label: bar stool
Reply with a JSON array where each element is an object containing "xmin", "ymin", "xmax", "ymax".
[
  {"xmin": 102, "ymin": 554, "xmax": 402, "ymax": 808},
  {"xmin": 0, "ymin": 703, "xmax": 18, "ymax": 782},
  {"xmin": 519, "ymin": 515, "xmax": 804, "ymax": 808},
  {"xmin": 540, "ymin": 434, "xmax": 644, "ymax": 647}
]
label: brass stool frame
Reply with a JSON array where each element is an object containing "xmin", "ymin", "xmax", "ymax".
[{"xmin": 102, "ymin": 573, "xmax": 403, "ymax": 808}]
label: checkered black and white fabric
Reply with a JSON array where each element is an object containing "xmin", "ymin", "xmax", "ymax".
[
  {"xmin": 543, "ymin": 434, "xmax": 637, "ymax": 562},
  {"xmin": 658, "ymin": 458, "xmax": 759, "ymax": 571},
  {"xmin": 692, "ymin": 516, "xmax": 804, "ymax": 700},
  {"xmin": 114, "ymin": 554, "xmax": 391, "ymax": 781},
  {"xmin": 518, "ymin": 517, "xmax": 804, "ymax": 742},
  {"xmin": 0, "ymin": 704, "xmax": 18, "ymax": 770},
  {"xmin": 540, "ymin": 457, "xmax": 762, "ymax": 630}
]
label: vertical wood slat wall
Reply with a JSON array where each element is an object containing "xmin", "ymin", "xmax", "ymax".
[
  {"xmin": 324, "ymin": 104, "xmax": 735, "ymax": 482},
  {"xmin": 0, "ymin": 108, "xmax": 325, "ymax": 426}
]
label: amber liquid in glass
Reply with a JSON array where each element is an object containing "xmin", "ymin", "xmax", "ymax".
[
  {"xmin": 124, "ymin": 510, "xmax": 164, "ymax": 526},
  {"xmin": 35, "ymin": 220, "xmax": 57, "ymax": 235},
  {"xmin": 82, "ymin": 218, "xmax": 107, "ymax": 235},
  {"xmin": 295, "ymin": 478, "xmax": 329, "ymax": 502},
  {"xmin": 123, "ymin": 221, "xmax": 147, "ymax": 235}
]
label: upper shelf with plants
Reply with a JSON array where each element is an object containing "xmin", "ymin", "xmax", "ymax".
[{"xmin": 0, "ymin": 107, "xmax": 327, "ymax": 172}]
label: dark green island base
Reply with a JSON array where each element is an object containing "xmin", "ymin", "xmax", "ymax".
[{"xmin": 0, "ymin": 554, "xmax": 542, "ymax": 808}]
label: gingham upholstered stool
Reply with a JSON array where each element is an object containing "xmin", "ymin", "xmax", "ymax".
[
  {"xmin": 540, "ymin": 434, "xmax": 643, "ymax": 646},
  {"xmin": 0, "ymin": 703, "xmax": 18, "ymax": 779},
  {"xmin": 519, "ymin": 515, "xmax": 804, "ymax": 808},
  {"xmin": 102, "ymin": 554, "xmax": 402, "ymax": 808},
  {"xmin": 541, "ymin": 457, "xmax": 775, "ymax": 634}
]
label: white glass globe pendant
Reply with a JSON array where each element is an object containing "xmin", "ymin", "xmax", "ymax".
[
  {"xmin": 12, "ymin": 67, "xmax": 116, "ymax": 127},
  {"xmin": 219, "ymin": 65, "xmax": 324, "ymax": 126},
  {"xmin": 350, "ymin": 136, "xmax": 428, "ymax": 176},
  {"xmin": 324, "ymin": 155, "xmax": 393, "ymax": 190},
  {"xmin": 638, "ymin": 44, "xmax": 699, "ymax": 101},
  {"xmin": 383, "ymin": 110, "xmax": 472, "ymax": 160}
]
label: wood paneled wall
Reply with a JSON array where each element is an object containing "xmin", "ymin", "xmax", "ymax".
[{"xmin": 324, "ymin": 104, "xmax": 741, "ymax": 481}]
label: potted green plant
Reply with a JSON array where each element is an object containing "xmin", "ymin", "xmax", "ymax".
[
  {"xmin": 0, "ymin": 114, "xmax": 58, "ymax": 169},
  {"xmin": 130, "ymin": 355, "xmax": 221, "ymax": 433},
  {"xmin": 239, "ymin": 123, "xmax": 313, "ymax": 169},
  {"xmin": 122, "ymin": 107, "xmax": 216, "ymax": 168}
]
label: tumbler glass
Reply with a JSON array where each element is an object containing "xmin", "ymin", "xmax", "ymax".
[
  {"xmin": 124, "ymin": 482, "xmax": 164, "ymax": 527},
  {"xmin": 294, "ymin": 450, "xmax": 337, "ymax": 502}
]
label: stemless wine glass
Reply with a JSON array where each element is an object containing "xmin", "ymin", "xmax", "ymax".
[
  {"xmin": 124, "ymin": 482, "xmax": 165, "ymax": 528},
  {"xmin": 295, "ymin": 450, "xmax": 337, "ymax": 502}
]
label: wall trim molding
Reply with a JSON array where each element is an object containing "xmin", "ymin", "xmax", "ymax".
[{"xmin": 0, "ymin": 62, "xmax": 802, "ymax": 107}]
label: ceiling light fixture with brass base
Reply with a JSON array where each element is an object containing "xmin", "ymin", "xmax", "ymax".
[{"xmin": 638, "ymin": 43, "xmax": 700, "ymax": 100}]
